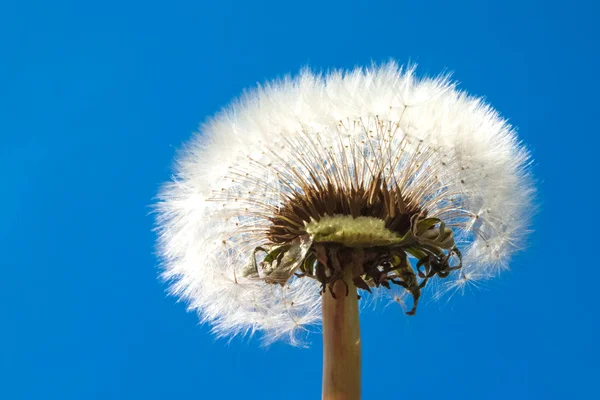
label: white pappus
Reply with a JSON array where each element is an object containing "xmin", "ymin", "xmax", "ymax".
[{"xmin": 154, "ymin": 62, "xmax": 535, "ymax": 345}]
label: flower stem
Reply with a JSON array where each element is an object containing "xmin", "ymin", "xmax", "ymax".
[{"xmin": 321, "ymin": 267, "xmax": 361, "ymax": 400}]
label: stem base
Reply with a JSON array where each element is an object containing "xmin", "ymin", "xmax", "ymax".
[{"xmin": 321, "ymin": 269, "xmax": 361, "ymax": 400}]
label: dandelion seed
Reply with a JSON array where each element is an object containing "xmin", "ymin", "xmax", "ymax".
[{"xmin": 154, "ymin": 62, "xmax": 535, "ymax": 399}]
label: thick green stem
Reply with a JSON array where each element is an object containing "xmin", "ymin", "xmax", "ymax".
[{"xmin": 321, "ymin": 268, "xmax": 361, "ymax": 400}]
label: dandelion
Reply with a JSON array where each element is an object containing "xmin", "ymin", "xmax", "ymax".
[{"xmin": 155, "ymin": 62, "xmax": 534, "ymax": 399}]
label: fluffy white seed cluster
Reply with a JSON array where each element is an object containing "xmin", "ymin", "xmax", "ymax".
[{"xmin": 155, "ymin": 63, "xmax": 534, "ymax": 344}]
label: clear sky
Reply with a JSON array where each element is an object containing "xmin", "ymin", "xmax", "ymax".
[{"xmin": 2, "ymin": 0, "xmax": 599, "ymax": 399}]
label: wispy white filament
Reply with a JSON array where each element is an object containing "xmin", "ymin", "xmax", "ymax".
[{"xmin": 155, "ymin": 63, "xmax": 534, "ymax": 344}]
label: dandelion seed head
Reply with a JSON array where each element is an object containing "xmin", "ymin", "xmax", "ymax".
[{"xmin": 155, "ymin": 62, "xmax": 534, "ymax": 343}]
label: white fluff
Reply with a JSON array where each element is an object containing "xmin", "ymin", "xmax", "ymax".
[{"xmin": 155, "ymin": 62, "xmax": 534, "ymax": 344}]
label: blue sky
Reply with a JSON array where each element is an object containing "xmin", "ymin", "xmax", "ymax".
[{"xmin": 1, "ymin": 0, "xmax": 599, "ymax": 399}]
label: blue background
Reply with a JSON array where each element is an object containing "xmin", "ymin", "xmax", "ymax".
[{"xmin": 2, "ymin": 0, "xmax": 598, "ymax": 399}]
